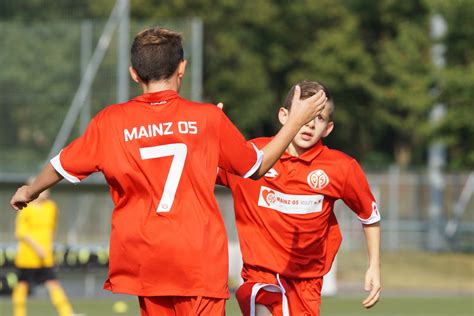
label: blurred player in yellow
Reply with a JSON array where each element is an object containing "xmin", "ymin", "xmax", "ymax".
[{"xmin": 12, "ymin": 179, "xmax": 74, "ymax": 316}]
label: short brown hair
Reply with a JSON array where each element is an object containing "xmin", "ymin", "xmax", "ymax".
[
  {"xmin": 131, "ymin": 27, "xmax": 184, "ymax": 83},
  {"xmin": 283, "ymin": 81, "xmax": 334, "ymax": 115}
]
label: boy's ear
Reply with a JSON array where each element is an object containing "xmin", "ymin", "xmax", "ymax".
[
  {"xmin": 322, "ymin": 121, "xmax": 334, "ymax": 138},
  {"xmin": 129, "ymin": 66, "xmax": 141, "ymax": 83},
  {"xmin": 177, "ymin": 60, "xmax": 187, "ymax": 78},
  {"xmin": 278, "ymin": 107, "xmax": 289, "ymax": 125}
]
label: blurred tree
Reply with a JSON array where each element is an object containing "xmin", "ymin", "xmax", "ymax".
[
  {"xmin": 1, "ymin": 0, "xmax": 472, "ymax": 170},
  {"xmin": 135, "ymin": 0, "xmax": 380, "ymax": 161},
  {"xmin": 284, "ymin": 1, "xmax": 376, "ymax": 162},
  {"xmin": 436, "ymin": 0, "xmax": 474, "ymax": 169},
  {"xmin": 349, "ymin": 0, "xmax": 435, "ymax": 168},
  {"xmin": 0, "ymin": 22, "xmax": 82, "ymax": 170},
  {"xmin": 0, "ymin": 0, "xmax": 97, "ymax": 20}
]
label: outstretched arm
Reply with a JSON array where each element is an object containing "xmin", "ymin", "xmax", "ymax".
[
  {"xmin": 10, "ymin": 163, "xmax": 63, "ymax": 211},
  {"xmin": 216, "ymin": 86, "xmax": 327, "ymax": 180},
  {"xmin": 362, "ymin": 222, "xmax": 381, "ymax": 308}
]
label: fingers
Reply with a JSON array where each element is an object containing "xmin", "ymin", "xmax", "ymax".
[
  {"xmin": 11, "ymin": 200, "xmax": 27, "ymax": 211},
  {"xmin": 312, "ymin": 90, "xmax": 327, "ymax": 112},
  {"xmin": 216, "ymin": 102, "xmax": 224, "ymax": 110},
  {"xmin": 362, "ymin": 285, "xmax": 381, "ymax": 309},
  {"xmin": 10, "ymin": 186, "xmax": 30, "ymax": 211},
  {"xmin": 302, "ymin": 90, "xmax": 327, "ymax": 116},
  {"xmin": 292, "ymin": 85, "xmax": 301, "ymax": 105},
  {"xmin": 307, "ymin": 89, "xmax": 325, "ymax": 103}
]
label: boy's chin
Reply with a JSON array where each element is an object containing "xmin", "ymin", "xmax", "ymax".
[{"xmin": 294, "ymin": 140, "xmax": 318, "ymax": 150}]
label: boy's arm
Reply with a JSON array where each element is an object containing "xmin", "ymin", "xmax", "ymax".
[
  {"xmin": 10, "ymin": 163, "xmax": 63, "ymax": 211},
  {"xmin": 250, "ymin": 86, "xmax": 327, "ymax": 179},
  {"xmin": 362, "ymin": 222, "xmax": 381, "ymax": 309}
]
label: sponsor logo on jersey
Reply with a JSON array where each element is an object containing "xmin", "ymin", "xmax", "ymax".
[
  {"xmin": 264, "ymin": 168, "xmax": 279, "ymax": 178},
  {"xmin": 258, "ymin": 186, "xmax": 324, "ymax": 214},
  {"xmin": 307, "ymin": 169, "xmax": 330, "ymax": 190}
]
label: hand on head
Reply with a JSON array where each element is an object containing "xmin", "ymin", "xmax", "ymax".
[{"xmin": 288, "ymin": 85, "xmax": 327, "ymax": 126}]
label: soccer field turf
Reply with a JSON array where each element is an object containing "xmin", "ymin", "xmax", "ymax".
[{"xmin": 0, "ymin": 296, "xmax": 472, "ymax": 315}]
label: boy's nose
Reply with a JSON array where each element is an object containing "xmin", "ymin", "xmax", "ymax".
[{"xmin": 305, "ymin": 119, "xmax": 315, "ymax": 128}]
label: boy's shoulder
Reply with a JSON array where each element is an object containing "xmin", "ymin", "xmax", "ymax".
[
  {"xmin": 319, "ymin": 146, "xmax": 358, "ymax": 169},
  {"xmin": 180, "ymin": 99, "xmax": 224, "ymax": 115},
  {"xmin": 249, "ymin": 137, "xmax": 272, "ymax": 149},
  {"xmin": 93, "ymin": 99, "xmax": 223, "ymax": 123},
  {"xmin": 322, "ymin": 146, "xmax": 354, "ymax": 161},
  {"xmin": 93, "ymin": 102, "xmax": 127, "ymax": 119}
]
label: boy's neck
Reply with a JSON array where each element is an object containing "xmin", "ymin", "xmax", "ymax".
[
  {"xmin": 287, "ymin": 143, "xmax": 306, "ymax": 157},
  {"xmin": 141, "ymin": 78, "xmax": 180, "ymax": 94}
]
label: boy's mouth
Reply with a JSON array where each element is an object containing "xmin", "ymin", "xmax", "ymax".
[{"xmin": 300, "ymin": 131, "xmax": 313, "ymax": 141}]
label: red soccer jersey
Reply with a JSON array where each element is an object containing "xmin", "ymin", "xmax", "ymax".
[
  {"xmin": 51, "ymin": 90, "xmax": 262, "ymax": 298},
  {"xmin": 218, "ymin": 137, "xmax": 380, "ymax": 279}
]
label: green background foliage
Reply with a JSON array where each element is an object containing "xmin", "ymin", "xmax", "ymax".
[{"xmin": 0, "ymin": 0, "xmax": 472, "ymax": 171}]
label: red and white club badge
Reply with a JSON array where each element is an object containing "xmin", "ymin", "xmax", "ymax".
[{"xmin": 307, "ymin": 169, "xmax": 330, "ymax": 190}]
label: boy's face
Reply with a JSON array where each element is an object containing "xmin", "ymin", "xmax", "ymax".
[{"xmin": 279, "ymin": 101, "xmax": 334, "ymax": 155}]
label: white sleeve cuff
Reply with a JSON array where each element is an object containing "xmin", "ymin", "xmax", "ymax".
[
  {"xmin": 357, "ymin": 202, "xmax": 381, "ymax": 225},
  {"xmin": 50, "ymin": 153, "xmax": 81, "ymax": 184},
  {"xmin": 243, "ymin": 143, "xmax": 263, "ymax": 179}
]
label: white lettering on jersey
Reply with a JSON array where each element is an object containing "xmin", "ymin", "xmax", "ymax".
[
  {"xmin": 163, "ymin": 122, "xmax": 173, "ymax": 135},
  {"xmin": 257, "ymin": 186, "xmax": 324, "ymax": 214},
  {"xmin": 177, "ymin": 121, "xmax": 198, "ymax": 134},
  {"xmin": 124, "ymin": 122, "xmax": 198, "ymax": 142},
  {"xmin": 264, "ymin": 168, "xmax": 278, "ymax": 178}
]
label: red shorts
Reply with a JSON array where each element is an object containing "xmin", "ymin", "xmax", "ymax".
[
  {"xmin": 138, "ymin": 296, "xmax": 225, "ymax": 316},
  {"xmin": 236, "ymin": 265, "xmax": 323, "ymax": 316}
]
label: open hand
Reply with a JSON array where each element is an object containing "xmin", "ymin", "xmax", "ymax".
[
  {"xmin": 362, "ymin": 265, "xmax": 381, "ymax": 308},
  {"xmin": 288, "ymin": 85, "xmax": 327, "ymax": 126}
]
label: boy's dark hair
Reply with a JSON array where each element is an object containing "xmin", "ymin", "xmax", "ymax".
[
  {"xmin": 284, "ymin": 81, "xmax": 334, "ymax": 115},
  {"xmin": 131, "ymin": 27, "xmax": 184, "ymax": 84}
]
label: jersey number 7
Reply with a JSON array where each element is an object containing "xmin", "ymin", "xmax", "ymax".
[{"xmin": 139, "ymin": 143, "xmax": 187, "ymax": 212}]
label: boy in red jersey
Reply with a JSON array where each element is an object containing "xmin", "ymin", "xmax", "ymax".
[
  {"xmin": 217, "ymin": 81, "xmax": 381, "ymax": 316},
  {"xmin": 10, "ymin": 28, "xmax": 327, "ymax": 316}
]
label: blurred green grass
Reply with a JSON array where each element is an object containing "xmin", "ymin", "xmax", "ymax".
[
  {"xmin": 0, "ymin": 251, "xmax": 472, "ymax": 315},
  {"xmin": 0, "ymin": 296, "xmax": 472, "ymax": 316},
  {"xmin": 337, "ymin": 251, "xmax": 474, "ymax": 293}
]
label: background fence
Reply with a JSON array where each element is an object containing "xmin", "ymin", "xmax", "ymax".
[
  {"xmin": 1, "ymin": 170, "xmax": 472, "ymax": 297},
  {"xmin": 1, "ymin": 170, "xmax": 472, "ymax": 250}
]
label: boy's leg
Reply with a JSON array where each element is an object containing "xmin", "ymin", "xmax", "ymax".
[
  {"xmin": 235, "ymin": 273, "xmax": 323, "ymax": 316},
  {"xmin": 236, "ymin": 282, "xmax": 283, "ymax": 316},
  {"xmin": 12, "ymin": 281, "xmax": 28, "ymax": 316},
  {"xmin": 255, "ymin": 304, "xmax": 273, "ymax": 316},
  {"xmin": 139, "ymin": 296, "xmax": 225, "ymax": 316},
  {"xmin": 289, "ymin": 277, "xmax": 323, "ymax": 316},
  {"xmin": 45, "ymin": 280, "xmax": 74, "ymax": 316}
]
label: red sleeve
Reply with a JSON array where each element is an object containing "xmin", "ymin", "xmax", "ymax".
[
  {"xmin": 341, "ymin": 160, "xmax": 381, "ymax": 224},
  {"xmin": 217, "ymin": 111, "xmax": 262, "ymax": 178},
  {"xmin": 216, "ymin": 167, "xmax": 230, "ymax": 187},
  {"xmin": 50, "ymin": 116, "xmax": 102, "ymax": 183}
]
